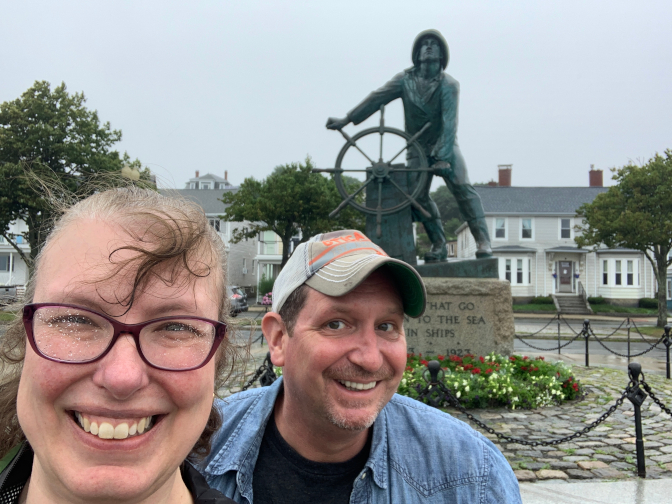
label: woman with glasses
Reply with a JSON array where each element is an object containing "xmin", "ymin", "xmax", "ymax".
[{"xmin": 0, "ymin": 187, "xmax": 236, "ymax": 503}]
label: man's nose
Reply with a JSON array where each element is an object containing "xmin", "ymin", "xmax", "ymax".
[
  {"xmin": 348, "ymin": 326, "xmax": 384, "ymax": 372},
  {"xmin": 92, "ymin": 334, "xmax": 150, "ymax": 400}
]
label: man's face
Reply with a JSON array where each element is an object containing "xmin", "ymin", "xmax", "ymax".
[
  {"xmin": 418, "ymin": 36, "xmax": 442, "ymax": 63},
  {"xmin": 278, "ymin": 271, "xmax": 407, "ymax": 432}
]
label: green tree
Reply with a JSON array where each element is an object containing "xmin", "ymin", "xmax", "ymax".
[
  {"xmin": 0, "ymin": 81, "xmax": 143, "ymax": 270},
  {"xmin": 575, "ymin": 151, "xmax": 672, "ymax": 327},
  {"xmin": 220, "ymin": 157, "xmax": 365, "ymax": 268}
]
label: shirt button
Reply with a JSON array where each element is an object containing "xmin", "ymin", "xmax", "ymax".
[{"xmin": 361, "ymin": 473, "xmax": 367, "ymax": 480}]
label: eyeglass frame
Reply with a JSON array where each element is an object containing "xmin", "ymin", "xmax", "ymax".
[{"xmin": 23, "ymin": 303, "xmax": 228, "ymax": 372}]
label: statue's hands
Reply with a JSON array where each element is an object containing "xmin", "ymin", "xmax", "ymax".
[
  {"xmin": 431, "ymin": 160, "xmax": 452, "ymax": 177},
  {"xmin": 326, "ymin": 117, "xmax": 350, "ymax": 130}
]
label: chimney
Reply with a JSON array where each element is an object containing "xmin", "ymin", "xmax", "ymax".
[
  {"xmin": 589, "ymin": 164, "xmax": 603, "ymax": 187},
  {"xmin": 195, "ymin": 170, "xmax": 199, "ymax": 178},
  {"xmin": 498, "ymin": 164, "xmax": 512, "ymax": 187},
  {"xmin": 225, "ymin": 170, "xmax": 228, "ymax": 181}
]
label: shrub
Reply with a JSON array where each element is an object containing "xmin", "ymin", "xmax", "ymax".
[
  {"xmin": 258, "ymin": 274, "xmax": 275, "ymax": 299},
  {"xmin": 588, "ymin": 296, "xmax": 605, "ymax": 304},
  {"xmin": 530, "ymin": 296, "xmax": 554, "ymax": 305},
  {"xmin": 639, "ymin": 298, "xmax": 658, "ymax": 309},
  {"xmin": 397, "ymin": 353, "xmax": 583, "ymax": 410}
]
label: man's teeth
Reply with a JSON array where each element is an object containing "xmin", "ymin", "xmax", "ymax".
[
  {"xmin": 338, "ymin": 380, "xmax": 376, "ymax": 391},
  {"xmin": 75, "ymin": 412, "xmax": 154, "ymax": 440}
]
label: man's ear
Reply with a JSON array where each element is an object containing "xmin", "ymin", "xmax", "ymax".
[{"xmin": 262, "ymin": 312, "xmax": 288, "ymax": 367}]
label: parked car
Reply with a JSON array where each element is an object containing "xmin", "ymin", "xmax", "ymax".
[{"xmin": 228, "ymin": 285, "xmax": 249, "ymax": 317}]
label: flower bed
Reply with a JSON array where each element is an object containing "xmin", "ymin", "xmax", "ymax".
[{"xmin": 397, "ymin": 353, "xmax": 583, "ymax": 410}]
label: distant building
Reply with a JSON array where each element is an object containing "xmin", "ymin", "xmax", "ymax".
[{"xmin": 457, "ymin": 166, "xmax": 662, "ymax": 307}]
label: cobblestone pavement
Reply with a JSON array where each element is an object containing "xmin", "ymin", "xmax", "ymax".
[{"xmin": 444, "ymin": 365, "xmax": 672, "ymax": 484}]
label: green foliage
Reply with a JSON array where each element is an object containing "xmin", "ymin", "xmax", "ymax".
[
  {"xmin": 0, "ymin": 81, "xmax": 144, "ymax": 270},
  {"xmin": 587, "ymin": 296, "xmax": 605, "ymax": 304},
  {"xmin": 639, "ymin": 298, "xmax": 659, "ymax": 309},
  {"xmin": 513, "ymin": 304, "xmax": 556, "ymax": 312},
  {"xmin": 258, "ymin": 274, "xmax": 275, "ymax": 298},
  {"xmin": 397, "ymin": 353, "xmax": 583, "ymax": 409},
  {"xmin": 530, "ymin": 296, "xmax": 554, "ymax": 305},
  {"xmin": 576, "ymin": 150, "xmax": 672, "ymax": 327},
  {"xmin": 220, "ymin": 157, "xmax": 365, "ymax": 267}
]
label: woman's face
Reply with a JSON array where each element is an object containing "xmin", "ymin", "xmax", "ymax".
[{"xmin": 17, "ymin": 218, "xmax": 221, "ymax": 502}]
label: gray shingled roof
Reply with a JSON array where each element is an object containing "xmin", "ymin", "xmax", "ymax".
[
  {"xmin": 475, "ymin": 186, "xmax": 609, "ymax": 214},
  {"xmin": 159, "ymin": 188, "xmax": 237, "ymax": 214}
]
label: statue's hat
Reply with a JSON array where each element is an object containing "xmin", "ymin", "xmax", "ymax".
[{"xmin": 412, "ymin": 29, "xmax": 449, "ymax": 70}]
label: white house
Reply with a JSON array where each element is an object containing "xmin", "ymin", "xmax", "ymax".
[
  {"xmin": 0, "ymin": 220, "xmax": 30, "ymax": 288},
  {"xmin": 457, "ymin": 167, "xmax": 661, "ymax": 307}
]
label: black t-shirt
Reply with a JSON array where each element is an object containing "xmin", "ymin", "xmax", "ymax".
[{"xmin": 252, "ymin": 415, "xmax": 371, "ymax": 504}]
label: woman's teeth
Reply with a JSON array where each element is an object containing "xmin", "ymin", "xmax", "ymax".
[
  {"xmin": 338, "ymin": 380, "xmax": 376, "ymax": 391},
  {"xmin": 75, "ymin": 412, "xmax": 154, "ymax": 440}
]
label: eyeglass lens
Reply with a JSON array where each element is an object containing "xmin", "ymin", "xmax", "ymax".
[{"xmin": 32, "ymin": 306, "xmax": 216, "ymax": 370}]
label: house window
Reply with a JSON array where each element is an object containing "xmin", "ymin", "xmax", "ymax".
[
  {"xmin": 201, "ymin": 183, "xmax": 211, "ymax": 190},
  {"xmin": 209, "ymin": 219, "xmax": 220, "ymax": 232},
  {"xmin": 189, "ymin": 182, "xmax": 196, "ymax": 189},
  {"xmin": 560, "ymin": 218, "xmax": 571, "ymax": 239},
  {"xmin": 602, "ymin": 260, "xmax": 608, "ymax": 285},
  {"xmin": 521, "ymin": 218, "xmax": 533, "ymax": 239},
  {"xmin": 495, "ymin": 218, "xmax": 506, "ymax": 239},
  {"xmin": 668, "ymin": 278, "xmax": 672, "ymax": 300},
  {"xmin": 15, "ymin": 236, "xmax": 22, "ymax": 244},
  {"xmin": 0, "ymin": 255, "xmax": 12, "ymax": 272},
  {"xmin": 505, "ymin": 259, "xmax": 511, "ymax": 282},
  {"xmin": 627, "ymin": 260, "xmax": 634, "ymax": 286},
  {"xmin": 615, "ymin": 260, "xmax": 622, "ymax": 285},
  {"xmin": 528, "ymin": 259, "xmax": 532, "ymax": 284},
  {"xmin": 517, "ymin": 259, "xmax": 523, "ymax": 284}
]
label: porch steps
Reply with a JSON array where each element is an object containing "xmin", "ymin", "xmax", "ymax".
[{"xmin": 553, "ymin": 295, "xmax": 592, "ymax": 315}]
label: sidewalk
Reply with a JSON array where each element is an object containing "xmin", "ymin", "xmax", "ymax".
[{"xmin": 519, "ymin": 478, "xmax": 672, "ymax": 503}]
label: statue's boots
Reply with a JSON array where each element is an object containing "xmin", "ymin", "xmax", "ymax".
[
  {"xmin": 468, "ymin": 218, "xmax": 493, "ymax": 258},
  {"xmin": 423, "ymin": 219, "xmax": 448, "ymax": 263}
]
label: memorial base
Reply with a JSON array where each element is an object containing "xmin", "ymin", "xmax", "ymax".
[{"xmin": 404, "ymin": 277, "xmax": 514, "ymax": 358}]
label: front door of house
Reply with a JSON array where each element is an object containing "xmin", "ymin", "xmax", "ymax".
[{"xmin": 559, "ymin": 261, "xmax": 572, "ymax": 293}]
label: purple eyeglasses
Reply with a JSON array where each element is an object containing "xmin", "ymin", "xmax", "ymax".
[{"xmin": 23, "ymin": 303, "xmax": 227, "ymax": 371}]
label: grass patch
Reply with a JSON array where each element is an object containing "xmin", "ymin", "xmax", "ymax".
[
  {"xmin": 562, "ymin": 448, "xmax": 576, "ymax": 455},
  {"xmin": 0, "ymin": 312, "xmax": 17, "ymax": 323},
  {"xmin": 513, "ymin": 304, "xmax": 557, "ymax": 312},
  {"xmin": 590, "ymin": 303, "xmax": 658, "ymax": 315}
]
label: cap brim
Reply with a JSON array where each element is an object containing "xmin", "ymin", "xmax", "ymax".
[{"xmin": 305, "ymin": 254, "xmax": 426, "ymax": 317}]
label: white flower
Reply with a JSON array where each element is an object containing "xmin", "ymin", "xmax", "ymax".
[
  {"xmin": 401, "ymin": 379, "xmax": 407, "ymax": 387},
  {"xmin": 462, "ymin": 380, "xmax": 468, "ymax": 386},
  {"xmin": 456, "ymin": 391, "xmax": 461, "ymax": 398},
  {"xmin": 465, "ymin": 386, "xmax": 470, "ymax": 392},
  {"xmin": 508, "ymin": 387, "xmax": 513, "ymax": 393}
]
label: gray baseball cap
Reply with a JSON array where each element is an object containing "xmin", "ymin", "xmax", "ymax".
[{"xmin": 271, "ymin": 230, "xmax": 426, "ymax": 317}]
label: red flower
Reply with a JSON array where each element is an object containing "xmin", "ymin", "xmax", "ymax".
[
  {"xmin": 407, "ymin": 353, "xmax": 414, "ymax": 358},
  {"xmin": 464, "ymin": 354, "xmax": 474, "ymax": 358},
  {"xmin": 420, "ymin": 359, "xmax": 429, "ymax": 366},
  {"xmin": 471, "ymin": 368, "xmax": 481, "ymax": 374},
  {"xmin": 437, "ymin": 355, "xmax": 445, "ymax": 361},
  {"xmin": 523, "ymin": 356, "xmax": 528, "ymax": 361},
  {"xmin": 485, "ymin": 368, "xmax": 493, "ymax": 374},
  {"xmin": 405, "ymin": 366, "xmax": 414, "ymax": 372},
  {"xmin": 521, "ymin": 366, "xmax": 528, "ymax": 371},
  {"xmin": 464, "ymin": 364, "xmax": 474, "ymax": 370},
  {"xmin": 538, "ymin": 356, "xmax": 545, "ymax": 361},
  {"xmin": 449, "ymin": 355, "xmax": 462, "ymax": 363},
  {"xmin": 479, "ymin": 356, "xmax": 485, "ymax": 363},
  {"xmin": 563, "ymin": 384, "xmax": 567, "ymax": 388},
  {"xmin": 572, "ymin": 383, "xmax": 579, "ymax": 391},
  {"xmin": 510, "ymin": 356, "xmax": 517, "ymax": 362}
]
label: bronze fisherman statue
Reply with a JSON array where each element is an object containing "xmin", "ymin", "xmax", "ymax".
[{"xmin": 327, "ymin": 29, "xmax": 492, "ymax": 261}]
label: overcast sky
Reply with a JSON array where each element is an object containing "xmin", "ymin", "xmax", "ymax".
[{"xmin": 2, "ymin": 0, "xmax": 671, "ymax": 191}]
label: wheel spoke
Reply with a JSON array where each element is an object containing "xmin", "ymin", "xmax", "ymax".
[
  {"xmin": 312, "ymin": 168, "xmax": 372, "ymax": 173},
  {"xmin": 328, "ymin": 176, "xmax": 375, "ymax": 218},
  {"xmin": 387, "ymin": 178, "xmax": 432, "ymax": 218},
  {"xmin": 376, "ymin": 179, "xmax": 383, "ymax": 238},
  {"xmin": 387, "ymin": 122, "xmax": 432, "ymax": 164},
  {"xmin": 339, "ymin": 129, "xmax": 375, "ymax": 165},
  {"xmin": 379, "ymin": 105, "xmax": 385, "ymax": 162}
]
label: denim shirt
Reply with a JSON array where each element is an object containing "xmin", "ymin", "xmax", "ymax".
[{"xmin": 202, "ymin": 378, "xmax": 521, "ymax": 504}]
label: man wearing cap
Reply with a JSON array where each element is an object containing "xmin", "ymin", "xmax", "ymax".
[
  {"xmin": 202, "ymin": 230, "xmax": 521, "ymax": 503},
  {"xmin": 326, "ymin": 29, "xmax": 492, "ymax": 262}
]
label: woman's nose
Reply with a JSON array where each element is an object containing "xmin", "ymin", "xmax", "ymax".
[{"xmin": 91, "ymin": 334, "xmax": 150, "ymax": 400}]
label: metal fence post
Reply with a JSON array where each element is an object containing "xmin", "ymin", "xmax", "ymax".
[
  {"xmin": 664, "ymin": 325, "xmax": 672, "ymax": 380},
  {"xmin": 583, "ymin": 319, "xmax": 591, "ymax": 367},
  {"xmin": 557, "ymin": 313, "xmax": 561, "ymax": 355},
  {"xmin": 627, "ymin": 317, "xmax": 631, "ymax": 361},
  {"xmin": 627, "ymin": 362, "xmax": 647, "ymax": 478}
]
